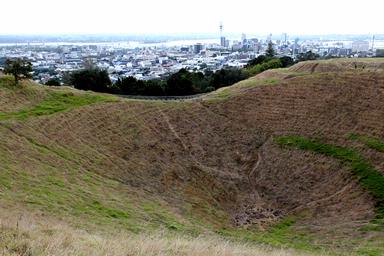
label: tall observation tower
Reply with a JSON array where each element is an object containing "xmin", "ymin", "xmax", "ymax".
[
  {"xmin": 220, "ymin": 22, "xmax": 226, "ymax": 48},
  {"xmin": 220, "ymin": 22, "xmax": 223, "ymax": 36},
  {"xmin": 372, "ymin": 35, "xmax": 376, "ymax": 51}
]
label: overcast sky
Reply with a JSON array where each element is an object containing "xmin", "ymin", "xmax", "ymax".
[{"xmin": 0, "ymin": 0, "xmax": 382, "ymax": 35}]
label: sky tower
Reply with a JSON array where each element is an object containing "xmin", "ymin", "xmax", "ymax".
[
  {"xmin": 372, "ymin": 35, "xmax": 375, "ymax": 51},
  {"xmin": 220, "ymin": 22, "xmax": 223, "ymax": 36}
]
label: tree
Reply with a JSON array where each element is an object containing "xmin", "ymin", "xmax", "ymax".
[
  {"xmin": 296, "ymin": 51, "xmax": 320, "ymax": 62},
  {"xmin": 69, "ymin": 67, "xmax": 111, "ymax": 93},
  {"xmin": 165, "ymin": 69, "xmax": 195, "ymax": 95},
  {"xmin": 4, "ymin": 58, "xmax": 33, "ymax": 85},
  {"xmin": 143, "ymin": 80, "xmax": 165, "ymax": 96},
  {"xmin": 45, "ymin": 78, "xmax": 61, "ymax": 86},
  {"xmin": 279, "ymin": 56, "xmax": 294, "ymax": 67},
  {"xmin": 210, "ymin": 68, "xmax": 247, "ymax": 89},
  {"xmin": 247, "ymin": 55, "xmax": 269, "ymax": 67},
  {"xmin": 245, "ymin": 58, "xmax": 283, "ymax": 76},
  {"xmin": 265, "ymin": 41, "xmax": 275, "ymax": 58},
  {"xmin": 114, "ymin": 76, "xmax": 145, "ymax": 95}
]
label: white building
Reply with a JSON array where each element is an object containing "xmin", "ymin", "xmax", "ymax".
[{"xmin": 352, "ymin": 41, "xmax": 370, "ymax": 52}]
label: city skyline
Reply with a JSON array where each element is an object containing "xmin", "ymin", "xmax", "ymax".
[{"xmin": 1, "ymin": 0, "xmax": 383, "ymax": 35}]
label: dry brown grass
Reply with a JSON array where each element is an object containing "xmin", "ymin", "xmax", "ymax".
[
  {"xmin": 288, "ymin": 58, "xmax": 384, "ymax": 74},
  {"xmin": 0, "ymin": 210, "xmax": 310, "ymax": 256},
  {"xmin": 2, "ymin": 60, "xmax": 384, "ymax": 254}
]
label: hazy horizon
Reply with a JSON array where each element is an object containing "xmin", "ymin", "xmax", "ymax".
[
  {"xmin": 0, "ymin": 0, "xmax": 383, "ymax": 36},
  {"xmin": 0, "ymin": 32, "xmax": 382, "ymax": 37}
]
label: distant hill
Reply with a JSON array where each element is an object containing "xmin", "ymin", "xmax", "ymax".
[{"xmin": 1, "ymin": 58, "xmax": 384, "ymax": 255}]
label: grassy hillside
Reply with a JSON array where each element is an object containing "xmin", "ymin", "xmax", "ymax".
[{"xmin": 1, "ymin": 58, "xmax": 384, "ymax": 255}]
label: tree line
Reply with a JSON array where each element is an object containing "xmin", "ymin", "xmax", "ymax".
[
  {"xmin": 3, "ymin": 48, "xmax": 320, "ymax": 95},
  {"xmin": 63, "ymin": 55, "xmax": 295, "ymax": 96}
]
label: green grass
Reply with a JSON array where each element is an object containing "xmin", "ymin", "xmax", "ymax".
[
  {"xmin": 217, "ymin": 217, "xmax": 323, "ymax": 253},
  {"xmin": 0, "ymin": 91, "xmax": 116, "ymax": 121},
  {"xmin": 275, "ymin": 136, "xmax": 384, "ymax": 221},
  {"xmin": 349, "ymin": 134, "xmax": 384, "ymax": 153},
  {"xmin": 237, "ymin": 78, "xmax": 279, "ymax": 89},
  {"xmin": 0, "ymin": 126, "xmax": 198, "ymax": 235},
  {"xmin": 0, "ymin": 157, "xmax": 194, "ymax": 234},
  {"xmin": 205, "ymin": 77, "xmax": 280, "ymax": 104},
  {"xmin": 0, "ymin": 75, "xmax": 20, "ymax": 88},
  {"xmin": 140, "ymin": 201, "xmax": 191, "ymax": 232},
  {"xmin": 214, "ymin": 88, "xmax": 233, "ymax": 99}
]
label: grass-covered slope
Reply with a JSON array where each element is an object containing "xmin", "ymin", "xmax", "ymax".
[
  {"xmin": 0, "ymin": 77, "xmax": 196, "ymax": 233},
  {"xmin": 275, "ymin": 136, "xmax": 384, "ymax": 221},
  {"xmin": 1, "ymin": 58, "xmax": 384, "ymax": 255},
  {"xmin": 0, "ymin": 77, "xmax": 316, "ymax": 255}
]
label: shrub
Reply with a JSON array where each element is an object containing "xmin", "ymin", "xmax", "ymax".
[
  {"xmin": 70, "ymin": 67, "xmax": 111, "ymax": 93},
  {"xmin": 45, "ymin": 78, "xmax": 61, "ymax": 86}
]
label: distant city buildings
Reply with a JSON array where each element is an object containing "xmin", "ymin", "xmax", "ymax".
[
  {"xmin": 0, "ymin": 33, "xmax": 383, "ymax": 85},
  {"xmin": 352, "ymin": 41, "xmax": 370, "ymax": 52}
]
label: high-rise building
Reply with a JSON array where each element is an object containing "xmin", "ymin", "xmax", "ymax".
[
  {"xmin": 241, "ymin": 33, "xmax": 247, "ymax": 43},
  {"xmin": 225, "ymin": 39, "xmax": 230, "ymax": 48},
  {"xmin": 194, "ymin": 43, "xmax": 203, "ymax": 54},
  {"xmin": 221, "ymin": 37, "xmax": 227, "ymax": 47}
]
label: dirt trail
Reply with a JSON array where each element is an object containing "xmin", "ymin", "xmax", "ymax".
[
  {"xmin": 157, "ymin": 106, "xmax": 190, "ymax": 152},
  {"xmin": 248, "ymin": 151, "xmax": 262, "ymax": 186}
]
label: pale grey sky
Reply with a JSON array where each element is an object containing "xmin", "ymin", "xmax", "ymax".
[{"xmin": 0, "ymin": 0, "xmax": 382, "ymax": 35}]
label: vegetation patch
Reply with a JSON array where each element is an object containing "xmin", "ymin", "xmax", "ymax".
[
  {"xmin": 349, "ymin": 134, "xmax": 384, "ymax": 153},
  {"xmin": 205, "ymin": 78, "xmax": 280, "ymax": 103},
  {"xmin": 0, "ymin": 91, "xmax": 116, "ymax": 120},
  {"xmin": 140, "ymin": 201, "xmax": 190, "ymax": 232},
  {"xmin": 275, "ymin": 136, "xmax": 384, "ymax": 221},
  {"xmin": 0, "ymin": 76, "xmax": 22, "ymax": 89},
  {"xmin": 0, "ymin": 158, "xmax": 185, "ymax": 234},
  {"xmin": 214, "ymin": 88, "xmax": 234, "ymax": 100},
  {"xmin": 217, "ymin": 217, "xmax": 319, "ymax": 252},
  {"xmin": 245, "ymin": 59, "xmax": 284, "ymax": 77},
  {"xmin": 237, "ymin": 78, "xmax": 279, "ymax": 89}
]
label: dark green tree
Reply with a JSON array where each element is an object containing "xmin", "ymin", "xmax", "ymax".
[
  {"xmin": 4, "ymin": 58, "xmax": 33, "ymax": 85},
  {"xmin": 70, "ymin": 67, "xmax": 111, "ymax": 93},
  {"xmin": 210, "ymin": 69, "xmax": 247, "ymax": 89},
  {"xmin": 45, "ymin": 78, "xmax": 61, "ymax": 86},
  {"xmin": 143, "ymin": 80, "xmax": 165, "ymax": 96},
  {"xmin": 165, "ymin": 69, "xmax": 195, "ymax": 95},
  {"xmin": 114, "ymin": 76, "xmax": 145, "ymax": 95},
  {"xmin": 297, "ymin": 51, "xmax": 320, "ymax": 61},
  {"xmin": 265, "ymin": 41, "xmax": 276, "ymax": 57},
  {"xmin": 247, "ymin": 55, "xmax": 269, "ymax": 67},
  {"xmin": 279, "ymin": 56, "xmax": 294, "ymax": 67}
]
